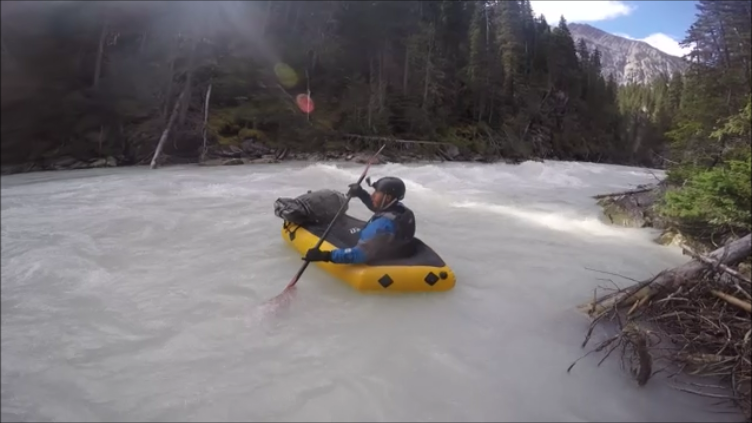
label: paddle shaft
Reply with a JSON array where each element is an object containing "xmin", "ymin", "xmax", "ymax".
[{"xmin": 284, "ymin": 145, "xmax": 386, "ymax": 289}]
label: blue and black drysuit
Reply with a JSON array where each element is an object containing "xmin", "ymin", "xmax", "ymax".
[{"xmin": 328, "ymin": 189, "xmax": 416, "ymax": 264}]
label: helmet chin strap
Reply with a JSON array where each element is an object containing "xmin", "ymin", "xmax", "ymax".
[{"xmin": 377, "ymin": 195, "xmax": 397, "ymax": 210}]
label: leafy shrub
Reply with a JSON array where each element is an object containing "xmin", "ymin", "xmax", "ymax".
[{"xmin": 659, "ymin": 152, "xmax": 751, "ymax": 231}]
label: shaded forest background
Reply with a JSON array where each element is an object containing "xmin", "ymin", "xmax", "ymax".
[
  {"xmin": 0, "ymin": 0, "xmax": 750, "ymax": 234},
  {"xmin": 0, "ymin": 0, "xmax": 698, "ymax": 166}
]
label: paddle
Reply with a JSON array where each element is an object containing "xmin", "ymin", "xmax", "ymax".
[{"xmin": 269, "ymin": 144, "xmax": 386, "ymax": 301}]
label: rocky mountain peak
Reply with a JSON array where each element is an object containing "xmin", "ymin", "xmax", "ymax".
[{"xmin": 568, "ymin": 23, "xmax": 688, "ymax": 85}]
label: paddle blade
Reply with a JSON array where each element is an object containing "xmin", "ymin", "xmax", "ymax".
[{"xmin": 262, "ymin": 285, "xmax": 297, "ymax": 312}]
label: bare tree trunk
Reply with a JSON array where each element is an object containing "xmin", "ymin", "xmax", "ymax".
[
  {"xmin": 179, "ymin": 37, "xmax": 198, "ymax": 126},
  {"xmin": 200, "ymin": 83, "xmax": 212, "ymax": 162},
  {"xmin": 422, "ymin": 31, "xmax": 433, "ymax": 111},
  {"xmin": 403, "ymin": 45, "xmax": 410, "ymax": 95},
  {"xmin": 92, "ymin": 17, "xmax": 109, "ymax": 90},
  {"xmin": 151, "ymin": 88, "xmax": 186, "ymax": 169},
  {"xmin": 162, "ymin": 35, "xmax": 179, "ymax": 121}
]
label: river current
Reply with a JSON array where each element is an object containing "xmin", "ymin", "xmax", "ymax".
[{"xmin": 1, "ymin": 161, "xmax": 738, "ymax": 422}]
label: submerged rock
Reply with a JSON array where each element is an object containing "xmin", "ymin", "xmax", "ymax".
[{"xmin": 654, "ymin": 229, "xmax": 686, "ymax": 247}]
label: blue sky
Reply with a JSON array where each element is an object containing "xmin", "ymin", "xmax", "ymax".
[{"xmin": 530, "ymin": 1, "xmax": 698, "ymax": 57}]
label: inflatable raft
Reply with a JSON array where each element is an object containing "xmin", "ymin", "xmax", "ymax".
[{"xmin": 281, "ymin": 215, "xmax": 456, "ymax": 293}]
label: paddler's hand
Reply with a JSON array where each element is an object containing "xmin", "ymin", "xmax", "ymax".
[
  {"xmin": 347, "ymin": 183, "xmax": 366, "ymax": 198},
  {"xmin": 304, "ymin": 248, "xmax": 331, "ymax": 262}
]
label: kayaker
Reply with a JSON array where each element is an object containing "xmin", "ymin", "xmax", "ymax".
[{"xmin": 303, "ymin": 176, "xmax": 416, "ymax": 264}]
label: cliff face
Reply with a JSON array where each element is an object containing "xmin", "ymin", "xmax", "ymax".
[{"xmin": 569, "ymin": 23, "xmax": 688, "ymax": 85}]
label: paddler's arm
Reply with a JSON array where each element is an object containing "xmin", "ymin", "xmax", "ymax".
[
  {"xmin": 329, "ymin": 218, "xmax": 395, "ymax": 264},
  {"xmin": 348, "ymin": 183, "xmax": 377, "ymax": 212}
]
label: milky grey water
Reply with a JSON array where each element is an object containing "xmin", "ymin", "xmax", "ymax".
[{"xmin": 1, "ymin": 161, "xmax": 740, "ymax": 422}]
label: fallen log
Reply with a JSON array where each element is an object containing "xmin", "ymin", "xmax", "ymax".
[
  {"xmin": 682, "ymin": 244, "xmax": 752, "ymax": 285},
  {"xmin": 578, "ymin": 234, "xmax": 751, "ymax": 318},
  {"xmin": 592, "ymin": 185, "xmax": 657, "ymax": 200},
  {"xmin": 341, "ymin": 133, "xmax": 454, "ymax": 146}
]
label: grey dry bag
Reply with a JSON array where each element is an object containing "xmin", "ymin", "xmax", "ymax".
[{"xmin": 273, "ymin": 189, "xmax": 348, "ymax": 225}]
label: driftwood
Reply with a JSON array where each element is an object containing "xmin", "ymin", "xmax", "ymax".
[
  {"xmin": 711, "ymin": 289, "xmax": 752, "ymax": 313},
  {"xmin": 573, "ymin": 234, "xmax": 752, "ymax": 419},
  {"xmin": 578, "ymin": 234, "xmax": 751, "ymax": 318},
  {"xmin": 150, "ymin": 87, "xmax": 185, "ymax": 169}
]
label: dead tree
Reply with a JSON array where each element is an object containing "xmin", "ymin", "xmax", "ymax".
[
  {"xmin": 92, "ymin": 16, "xmax": 109, "ymax": 90},
  {"xmin": 200, "ymin": 83, "xmax": 212, "ymax": 162},
  {"xmin": 150, "ymin": 87, "xmax": 186, "ymax": 169}
]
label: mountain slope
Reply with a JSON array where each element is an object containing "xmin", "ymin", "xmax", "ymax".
[{"xmin": 569, "ymin": 23, "xmax": 688, "ymax": 85}]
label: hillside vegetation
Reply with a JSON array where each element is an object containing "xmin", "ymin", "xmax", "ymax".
[{"xmin": 1, "ymin": 0, "xmax": 679, "ymax": 168}]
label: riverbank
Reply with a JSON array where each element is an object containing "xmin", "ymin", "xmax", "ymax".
[
  {"xmin": 585, "ymin": 182, "xmax": 752, "ymax": 422},
  {"xmin": 0, "ymin": 141, "xmax": 534, "ymax": 177}
]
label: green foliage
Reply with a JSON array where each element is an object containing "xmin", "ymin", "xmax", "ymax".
[
  {"xmin": 660, "ymin": 153, "xmax": 751, "ymax": 231},
  {"xmin": 654, "ymin": 0, "xmax": 752, "ymax": 239}
]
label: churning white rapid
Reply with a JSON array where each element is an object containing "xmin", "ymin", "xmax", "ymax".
[{"xmin": 0, "ymin": 161, "xmax": 739, "ymax": 422}]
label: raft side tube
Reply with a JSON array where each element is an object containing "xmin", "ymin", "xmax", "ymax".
[{"xmin": 281, "ymin": 215, "xmax": 456, "ymax": 293}]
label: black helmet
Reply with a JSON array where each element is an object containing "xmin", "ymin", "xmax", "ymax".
[{"xmin": 372, "ymin": 176, "xmax": 406, "ymax": 200}]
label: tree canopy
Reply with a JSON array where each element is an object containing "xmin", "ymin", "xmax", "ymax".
[
  {"xmin": 0, "ymin": 0, "xmax": 668, "ymax": 166},
  {"xmin": 655, "ymin": 0, "xmax": 752, "ymax": 241}
]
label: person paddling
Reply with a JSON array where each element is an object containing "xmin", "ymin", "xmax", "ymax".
[{"xmin": 303, "ymin": 176, "xmax": 416, "ymax": 264}]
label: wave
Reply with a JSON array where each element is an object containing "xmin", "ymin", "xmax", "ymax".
[{"xmin": 451, "ymin": 200, "xmax": 638, "ymax": 239}]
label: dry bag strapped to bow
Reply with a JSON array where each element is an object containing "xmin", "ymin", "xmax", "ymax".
[{"xmin": 273, "ymin": 189, "xmax": 349, "ymax": 225}]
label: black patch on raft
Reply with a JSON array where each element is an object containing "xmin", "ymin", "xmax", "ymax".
[
  {"xmin": 378, "ymin": 274, "xmax": 394, "ymax": 288},
  {"xmin": 301, "ymin": 214, "xmax": 446, "ymax": 268},
  {"xmin": 424, "ymin": 272, "xmax": 439, "ymax": 286}
]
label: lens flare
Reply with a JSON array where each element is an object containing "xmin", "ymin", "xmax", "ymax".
[
  {"xmin": 296, "ymin": 94, "xmax": 314, "ymax": 114},
  {"xmin": 274, "ymin": 63, "xmax": 298, "ymax": 88}
]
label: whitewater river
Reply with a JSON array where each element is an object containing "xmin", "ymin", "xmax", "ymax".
[{"xmin": 1, "ymin": 160, "xmax": 740, "ymax": 422}]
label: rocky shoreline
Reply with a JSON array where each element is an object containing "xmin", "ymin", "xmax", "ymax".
[
  {"xmin": 0, "ymin": 140, "xmax": 528, "ymax": 176},
  {"xmin": 593, "ymin": 180, "xmax": 750, "ymax": 255},
  {"xmin": 593, "ymin": 180, "xmax": 693, "ymax": 249}
]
